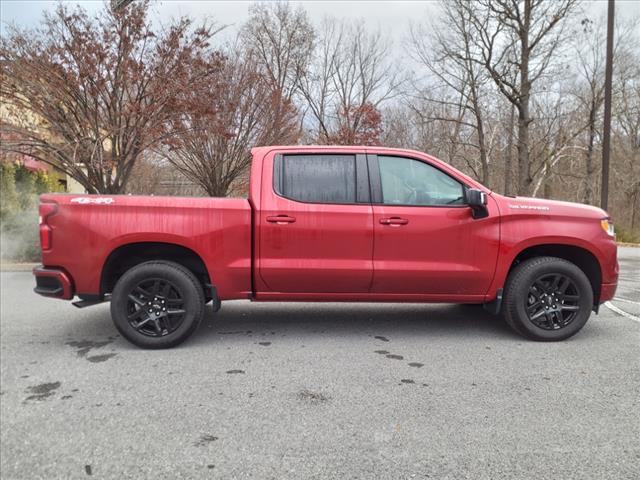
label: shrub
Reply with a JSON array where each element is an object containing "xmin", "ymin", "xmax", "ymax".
[{"xmin": 0, "ymin": 163, "xmax": 62, "ymax": 262}]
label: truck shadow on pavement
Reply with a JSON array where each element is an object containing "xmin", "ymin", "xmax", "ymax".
[
  {"xmin": 55, "ymin": 300, "xmax": 613, "ymax": 351},
  {"xmin": 187, "ymin": 302, "xmax": 518, "ymax": 346}
]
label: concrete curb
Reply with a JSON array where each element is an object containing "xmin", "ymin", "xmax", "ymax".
[
  {"xmin": 618, "ymin": 242, "xmax": 640, "ymax": 248},
  {"xmin": 0, "ymin": 263, "xmax": 39, "ymax": 272}
]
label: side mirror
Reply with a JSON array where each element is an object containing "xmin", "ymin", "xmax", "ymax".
[{"xmin": 464, "ymin": 188, "xmax": 489, "ymax": 219}]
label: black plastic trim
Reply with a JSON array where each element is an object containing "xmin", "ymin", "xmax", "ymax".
[
  {"xmin": 34, "ymin": 275, "xmax": 63, "ymax": 296},
  {"xmin": 366, "ymin": 154, "xmax": 382, "ymax": 203},
  {"xmin": 34, "ymin": 285, "xmax": 63, "ymax": 296},
  {"xmin": 355, "ymin": 154, "xmax": 370, "ymax": 203},
  {"xmin": 206, "ymin": 283, "xmax": 221, "ymax": 312},
  {"xmin": 483, "ymin": 288, "xmax": 503, "ymax": 315}
]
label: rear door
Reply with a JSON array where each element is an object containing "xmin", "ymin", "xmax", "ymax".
[
  {"xmin": 259, "ymin": 151, "xmax": 374, "ymax": 293},
  {"xmin": 369, "ymin": 154, "xmax": 500, "ymax": 296}
]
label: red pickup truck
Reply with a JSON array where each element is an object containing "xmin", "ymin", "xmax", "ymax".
[{"xmin": 34, "ymin": 146, "xmax": 618, "ymax": 348}]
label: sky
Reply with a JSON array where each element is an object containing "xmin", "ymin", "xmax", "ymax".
[
  {"xmin": 0, "ymin": 0, "xmax": 638, "ymax": 74},
  {"xmin": 2, "ymin": 0, "xmax": 639, "ymax": 39},
  {"xmin": 0, "ymin": 0, "xmax": 439, "ymax": 37}
]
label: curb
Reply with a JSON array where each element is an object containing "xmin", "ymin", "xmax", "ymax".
[
  {"xmin": 618, "ymin": 242, "xmax": 640, "ymax": 248},
  {"xmin": 0, "ymin": 263, "xmax": 39, "ymax": 272}
]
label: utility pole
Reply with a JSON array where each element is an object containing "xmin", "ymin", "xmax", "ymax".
[{"xmin": 601, "ymin": 0, "xmax": 615, "ymax": 211}]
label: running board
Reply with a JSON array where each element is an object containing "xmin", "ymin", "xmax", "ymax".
[{"xmin": 72, "ymin": 294, "xmax": 108, "ymax": 308}]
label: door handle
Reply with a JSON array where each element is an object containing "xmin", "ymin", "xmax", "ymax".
[
  {"xmin": 266, "ymin": 215, "xmax": 296, "ymax": 224},
  {"xmin": 379, "ymin": 217, "xmax": 409, "ymax": 226}
]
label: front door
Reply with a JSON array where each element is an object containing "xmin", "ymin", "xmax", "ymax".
[
  {"xmin": 259, "ymin": 152, "xmax": 374, "ymax": 293},
  {"xmin": 369, "ymin": 154, "xmax": 500, "ymax": 297}
]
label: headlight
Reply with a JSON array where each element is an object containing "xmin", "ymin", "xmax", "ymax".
[{"xmin": 601, "ymin": 218, "xmax": 615, "ymax": 237}]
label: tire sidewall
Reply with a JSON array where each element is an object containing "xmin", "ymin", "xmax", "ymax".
[
  {"xmin": 110, "ymin": 262, "xmax": 204, "ymax": 348},
  {"xmin": 507, "ymin": 259, "xmax": 594, "ymax": 341}
]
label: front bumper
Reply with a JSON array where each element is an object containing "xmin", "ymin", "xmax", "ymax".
[{"xmin": 33, "ymin": 266, "xmax": 74, "ymax": 300}]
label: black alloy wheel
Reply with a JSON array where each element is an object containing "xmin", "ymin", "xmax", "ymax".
[
  {"xmin": 525, "ymin": 273, "xmax": 580, "ymax": 330},
  {"xmin": 111, "ymin": 261, "xmax": 205, "ymax": 348},
  {"xmin": 502, "ymin": 256, "xmax": 593, "ymax": 341},
  {"xmin": 126, "ymin": 278, "xmax": 187, "ymax": 337}
]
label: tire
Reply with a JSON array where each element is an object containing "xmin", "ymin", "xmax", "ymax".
[
  {"xmin": 502, "ymin": 256, "xmax": 593, "ymax": 341},
  {"xmin": 110, "ymin": 261, "xmax": 205, "ymax": 349}
]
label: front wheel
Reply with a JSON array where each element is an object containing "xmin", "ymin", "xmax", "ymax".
[
  {"xmin": 503, "ymin": 257, "xmax": 594, "ymax": 341},
  {"xmin": 110, "ymin": 261, "xmax": 205, "ymax": 349}
]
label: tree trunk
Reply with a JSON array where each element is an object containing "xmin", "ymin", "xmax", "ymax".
[
  {"xmin": 470, "ymin": 84, "xmax": 489, "ymax": 187},
  {"xmin": 631, "ymin": 188, "xmax": 638, "ymax": 232},
  {"xmin": 504, "ymin": 104, "xmax": 515, "ymax": 195},
  {"xmin": 517, "ymin": 0, "xmax": 532, "ymax": 197},
  {"xmin": 477, "ymin": 116, "xmax": 489, "ymax": 186},
  {"xmin": 517, "ymin": 102, "xmax": 531, "ymax": 196}
]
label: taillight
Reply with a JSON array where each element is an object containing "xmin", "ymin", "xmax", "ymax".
[{"xmin": 39, "ymin": 202, "xmax": 58, "ymax": 250}]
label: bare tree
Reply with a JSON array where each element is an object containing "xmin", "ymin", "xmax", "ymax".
[
  {"xmin": 573, "ymin": 17, "xmax": 607, "ymax": 205},
  {"xmin": 528, "ymin": 89, "xmax": 584, "ymax": 197},
  {"xmin": 460, "ymin": 0, "xmax": 579, "ymax": 196},
  {"xmin": 299, "ymin": 18, "xmax": 402, "ymax": 144},
  {"xmin": 610, "ymin": 36, "xmax": 640, "ymax": 234},
  {"xmin": 157, "ymin": 45, "xmax": 299, "ymax": 197},
  {"xmin": 570, "ymin": 16, "xmax": 639, "ymax": 205},
  {"xmin": 410, "ymin": 1, "xmax": 494, "ymax": 185},
  {"xmin": 240, "ymin": 2, "xmax": 315, "ymax": 142},
  {"xmin": 0, "ymin": 1, "xmax": 221, "ymax": 193}
]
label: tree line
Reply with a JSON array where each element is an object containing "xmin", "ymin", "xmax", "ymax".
[{"xmin": 1, "ymin": 0, "xmax": 638, "ymax": 237}]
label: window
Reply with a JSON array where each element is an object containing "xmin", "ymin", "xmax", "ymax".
[
  {"xmin": 378, "ymin": 156, "xmax": 464, "ymax": 206},
  {"xmin": 275, "ymin": 154, "xmax": 357, "ymax": 204}
]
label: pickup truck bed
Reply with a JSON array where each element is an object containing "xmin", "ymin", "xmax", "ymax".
[{"xmin": 37, "ymin": 195, "xmax": 252, "ymax": 299}]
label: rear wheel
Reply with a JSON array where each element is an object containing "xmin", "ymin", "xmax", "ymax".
[
  {"xmin": 503, "ymin": 257, "xmax": 593, "ymax": 341},
  {"xmin": 110, "ymin": 261, "xmax": 205, "ymax": 348}
]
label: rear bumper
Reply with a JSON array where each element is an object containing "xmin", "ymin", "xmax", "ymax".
[
  {"xmin": 33, "ymin": 266, "xmax": 74, "ymax": 300},
  {"xmin": 600, "ymin": 281, "xmax": 618, "ymax": 303}
]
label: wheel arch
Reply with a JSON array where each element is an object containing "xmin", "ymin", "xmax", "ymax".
[
  {"xmin": 506, "ymin": 244, "xmax": 602, "ymax": 305},
  {"xmin": 101, "ymin": 242, "xmax": 212, "ymax": 296}
]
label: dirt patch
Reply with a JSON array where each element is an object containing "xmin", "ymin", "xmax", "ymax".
[
  {"xmin": 25, "ymin": 381, "xmax": 61, "ymax": 401},
  {"xmin": 66, "ymin": 339, "xmax": 113, "ymax": 358},
  {"xmin": 194, "ymin": 435, "xmax": 219, "ymax": 447},
  {"xmin": 298, "ymin": 390, "xmax": 330, "ymax": 403},
  {"xmin": 86, "ymin": 353, "xmax": 117, "ymax": 363}
]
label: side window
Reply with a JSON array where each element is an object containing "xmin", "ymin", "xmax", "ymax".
[
  {"xmin": 274, "ymin": 154, "xmax": 357, "ymax": 204},
  {"xmin": 378, "ymin": 156, "xmax": 464, "ymax": 206}
]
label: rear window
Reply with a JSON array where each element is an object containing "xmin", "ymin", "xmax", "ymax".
[{"xmin": 274, "ymin": 154, "xmax": 357, "ymax": 204}]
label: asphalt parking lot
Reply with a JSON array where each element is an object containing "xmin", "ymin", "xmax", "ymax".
[{"xmin": 1, "ymin": 248, "xmax": 638, "ymax": 479}]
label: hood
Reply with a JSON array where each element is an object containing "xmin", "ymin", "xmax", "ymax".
[{"xmin": 493, "ymin": 194, "xmax": 608, "ymax": 220}]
